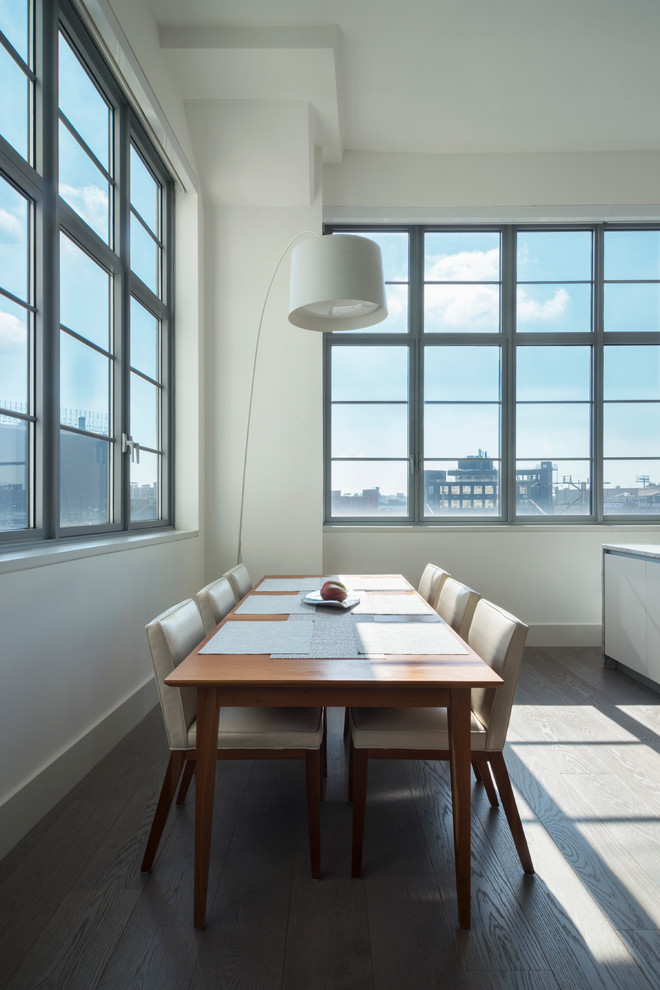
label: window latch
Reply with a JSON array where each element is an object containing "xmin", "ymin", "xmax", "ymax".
[{"xmin": 121, "ymin": 432, "xmax": 140, "ymax": 464}]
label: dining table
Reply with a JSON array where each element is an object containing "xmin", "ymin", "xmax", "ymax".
[{"xmin": 164, "ymin": 573, "xmax": 503, "ymax": 930}]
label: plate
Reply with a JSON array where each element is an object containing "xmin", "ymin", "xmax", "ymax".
[{"xmin": 302, "ymin": 590, "xmax": 360, "ymax": 609}]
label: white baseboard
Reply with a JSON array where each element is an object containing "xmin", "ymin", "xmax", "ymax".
[
  {"xmin": 0, "ymin": 677, "xmax": 159, "ymax": 862},
  {"xmin": 527, "ymin": 624, "xmax": 602, "ymax": 647}
]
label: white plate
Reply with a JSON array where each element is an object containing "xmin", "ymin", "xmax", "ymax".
[{"xmin": 302, "ymin": 590, "xmax": 360, "ymax": 609}]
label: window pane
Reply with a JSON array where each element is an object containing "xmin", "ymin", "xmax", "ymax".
[
  {"xmin": 130, "ymin": 297, "xmax": 158, "ymax": 380},
  {"xmin": 425, "ymin": 232, "xmax": 500, "ymax": 280},
  {"xmin": 0, "ymin": 175, "xmax": 29, "ymax": 300},
  {"xmin": 0, "ymin": 47, "xmax": 28, "ymax": 159},
  {"xmin": 517, "ymin": 230, "xmax": 592, "ymax": 281},
  {"xmin": 423, "ymin": 458, "xmax": 500, "ymax": 517},
  {"xmin": 516, "ymin": 403, "xmax": 590, "ymax": 457},
  {"xmin": 425, "ymin": 284, "xmax": 500, "ymax": 333},
  {"xmin": 604, "ymin": 283, "xmax": 660, "ymax": 332},
  {"xmin": 516, "ymin": 460, "xmax": 591, "ymax": 516},
  {"xmin": 58, "ymin": 32, "xmax": 110, "ymax": 169},
  {"xmin": 60, "ymin": 235, "xmax": 110, "ymax": 349},
  {"xmin": 331, "ymin": 346, "xmax": 407, "ymax": 401},
  {"xmin": 604, "ymin": 230, "xmax": 660, "ymax": 280},
  {"xmin": 332, "ymin": 404, "xmax": 407, "ymax": 458},
  {"xmin": 604, "ymin": 346, "xmax": 660, "ymax": 400},
  {"xmin": 60, "ymin": 333, "xmax": 110, "ymax": 434},
  {"xmin": 0, "ymin": 0, "xmax": 29, "ymax": 61},
  {"xmin": 130, "ymin": 372, "xmax": 159, "ymax": 451},
  {"xmin": 60, "ymin": 431, "xmax": 109, "ymax": 526},
  {"xmin": 0, "ymin": 296, "xmax": 28, "ymax": 407},
  {"xmin": 516, "ymin": 346, "xmax": 590, "ymax": 401},
  {"xmin": 367, "ymin": 231, "xmax": 408, "ymax": 281},
  {"xmin": 59, "ymin": 123, "xmax": 110, "ymax": 242},
  {"xmin": 604, "ymin": 404, "xmax": 660, "ymax": 457},
  {"xmin": 425, "ymin": 346, "xmax": 500, "ymax": 401},
  {"xmin": 130, "ymin": 145, "xmax": 159, "ymax": 233},
  {"xmin": 131, "ymin": 449, "xmax": 159, "ymax": 521},
  {"xmin": 330, "ymin": 461, "xmax": 408, "ymax": 516},
  {"xmin": 0, "ymin": 416, "xmax": 27, "ymax": 529},
  {"xmin": 516, "ymin": 283, "xmax": 591, "ymax": 332},
  {"xmin": 131, "ymin": 214, "xmax": 159, "ymax": 295},
  {"xmin": 604, "ymin": 460, "xmax": 660, "ymax": 515},
  {"xmin": 425, "ymin": 404, "xmax": 500, "ymax": 458}
]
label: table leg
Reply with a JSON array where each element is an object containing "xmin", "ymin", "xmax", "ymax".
[
  {"xmin": 194, "ymin": 686, "xmax": 220, "ymax": 929},
  {"xmin": 448, "ymin": 686, "xmax": 471, "ymax": 930}
]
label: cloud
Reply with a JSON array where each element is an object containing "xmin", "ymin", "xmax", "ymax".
[
  {"xmin": 0, "ymin": 207, "xmax": 25, "ymax": 241},
  {"xmin": 59, "ymin": 183, "xmax": 108, "ymax": 233},
  {"xmin": 426, "ymin": 248, "xmax": 500, "ymax": 282},
  {"xmin": 426, "ymin": 283, "xmax": 499, "ymax": 330},
  {"xmin": 517, "ymin": 287, "xmax": 570, "ymax": 323},
  {"xmin": 0, "ymin": 309, "xmax": 27, "ymax": 353}
]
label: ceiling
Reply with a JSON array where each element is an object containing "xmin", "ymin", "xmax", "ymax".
[{"xmin": 147, "ymin": 0, "xmax": 660, "ymax": 161}]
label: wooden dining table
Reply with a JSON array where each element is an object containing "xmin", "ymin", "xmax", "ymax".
[{"xmin": 164, "ymin": 574, "xmax": 503, "ymax": 930}]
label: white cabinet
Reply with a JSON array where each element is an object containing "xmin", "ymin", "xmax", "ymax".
[{"xmin": 603, "ymin": 545, "xmax": 660, "ymax": 688}]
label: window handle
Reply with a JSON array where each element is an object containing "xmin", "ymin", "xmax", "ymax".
[{"xmin": 121, "ymin": 433, "xmax": 140, "ymax": 463}]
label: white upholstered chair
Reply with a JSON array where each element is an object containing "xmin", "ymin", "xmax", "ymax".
[
  {"xmin": 417, "ymin": 563, "xmax": 450, "ymax": 610},
  {"xmin": 348, "ymin": 598, "xmax": 533, "ymax": 879},
  {"xmin": 435, "ymin": 576, "xmax": 480, "ymax": 639},
  {"xmin": 223, "ymin": 563, "xmax": 253, "ymax": 602},
  {"xmin": 141, "ymin": 598, "xmax": 324, "ymax": 878},
  {"xmin": 195, "ymin": 575, "xmax": 236, "ymax": 636}
]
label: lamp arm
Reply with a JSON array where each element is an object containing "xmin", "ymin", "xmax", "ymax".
[{"xmin": 237, "ymin": 229, "xmax": 319, "ymax": 565}]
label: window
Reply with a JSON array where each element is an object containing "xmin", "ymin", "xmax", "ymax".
[
  {"xmin": 325, "ymin": 225, "xmax": 660, "ymax": 523},
  {"xmin": 0, "ymin": 0, "xmax": 173, "ymax": 545}
]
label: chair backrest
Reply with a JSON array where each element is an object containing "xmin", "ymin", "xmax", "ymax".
[
  {"xmin": 146, "ymin": 599, "xmax": 206, "ymax": 750},
  {"xmin": 224, "ymin": 563, "xmax": 253, "ymax": 602},
  {"xmin": 436, "ymin": 577, "xmax": 480, "ymax": 639},
  {"xmin": 195, "ymin": 576, "xmax": 236, "ymax": 635},
  {"xmin": 467, "ymin": 598, "xmax": 528, "ymax": 751},
  {"xmin": 418, "ymin": 563, "xmax": 450, "ymax": 609}
]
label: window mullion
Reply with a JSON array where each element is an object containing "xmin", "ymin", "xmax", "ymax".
[
  {"xmin": 410, "ymin": 226, "xmax": 423, "ymax": 522},
  {"xmin": 593, "ymin": 224, "xmax": 604, "ymax": 521}
]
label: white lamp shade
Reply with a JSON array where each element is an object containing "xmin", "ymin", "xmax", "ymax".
[{"xmin": 288, "ymin": 234, "xmax": 388, "ymax": 331}]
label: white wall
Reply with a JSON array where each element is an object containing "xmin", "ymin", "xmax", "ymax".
[{"xmin": 322, "ymin": 148, "xmax": 660, "ymax": 645}]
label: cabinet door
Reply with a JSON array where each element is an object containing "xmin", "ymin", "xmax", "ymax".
[
  {"xmin": 646, "ymin": 561, "xmax": 660, "ymax": 684},
  {"xmin": 604, "ymin": 553, "xmax": 647, "ymax": 675}
]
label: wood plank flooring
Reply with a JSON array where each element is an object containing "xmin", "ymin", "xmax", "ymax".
[{"xmin": 1, "ymin": 647, "xmax": 659, "ymax": 989}]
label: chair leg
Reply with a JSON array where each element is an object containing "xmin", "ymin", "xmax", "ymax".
[
  {"xmin": 321, "ymin": 710, "xmax": 328, "ymax": 782},
  {"xmin": 472, "ymin": 758, "xmax": 483, "ymax": 781},
  {"xmin": 141, "ymin": 750, "xmax": 185, "ymax": 872},
  {"xmin": 343, "ymin": 707, "xmax": 350, "ymax": 739},
  {"xmin": 348, "ymin": 739, "xmax": 354, "ymax": 801},
  {"xmin": 475, "ymin": 756, "xmax": 499, "ymax": 807},
  {"xmin": 488, "ymin": 752, "xmax": 534, "ymax": 875},
  {"xmin": 176, "ymin": 760, "xmax": 196, "ymax": 805},
  {"xmin": 351, "ymin": 748, "xmax": 369, "ymax": 878},
  {"xmin": 305, "ymin": 749, "xmax": 322, "ymax": 880}
]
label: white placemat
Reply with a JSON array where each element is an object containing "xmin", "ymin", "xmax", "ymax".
[
  {"xmin": 258, "ymin": 578, "xmax": 322, "ymax": 592},
  {"xmin": 341, "ymin": 575, "xmax": 411, "ymax": 591},
  {"xmin": 235, "ymin": 593, "xmax": 315, "ymax": 615},
  {"xmin": 354, "ymin": 621, "xmax": 469, "ymax": 655},
  {"xmin": 200, "ymin": 618, "xmax": 315, "ymax": 655},
  {"xmin": 352, "ymin": 593, "xmax": 436, "ymax": 615}
]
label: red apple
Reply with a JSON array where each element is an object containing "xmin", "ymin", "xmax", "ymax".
[{"xmin": 320, "ymin": 579, "xmax": 348, "ymax": 602}]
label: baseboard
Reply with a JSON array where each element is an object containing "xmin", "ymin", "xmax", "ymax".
[
  {"xmin": 526, "ymin": 624, "xmax": 602, "ymax": 647},
  {"xmin": 0, "ymin": 677, "xmax": 158, "ymax": 861}
]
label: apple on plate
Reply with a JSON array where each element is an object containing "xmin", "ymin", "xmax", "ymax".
[{"xmin": 320, "ymin": 579, "xmax": 348, "ymax": 602}]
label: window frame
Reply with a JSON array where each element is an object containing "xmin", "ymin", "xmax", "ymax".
[
  {"xmin": 0, "ymin": 0, "xmax": 174, "ymax": 549},
  {"xmin": 324, "ymin": 223, "xmax": 660, "ymax": 526}
]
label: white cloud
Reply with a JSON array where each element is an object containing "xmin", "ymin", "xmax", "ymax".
[
  {"xmin": 427, "ymin": 248, "xmax": 500, "ymax": 282},
  {"xmin": 0, "ymin": 309, "xmax": 26, "ymax": 353},
  {"xmin": 517, "ymin": 287, "xmax": 570, "ymax": 323},
  {"xmin": 59, "ymin": 183, "xmax": 108, "ymax": 232},
  {"xmin": 0, "ymin": 207, "xmax": 25, "ymax": 241},
  {"xmin": 426, "ymin": 283, "xmax": 499, "ymax": 330}
]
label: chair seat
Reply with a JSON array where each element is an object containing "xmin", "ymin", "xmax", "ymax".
[
  {"xmin": 186, "ymin": 706, "xmax": 324, "ymax": 750},
  {"xmin": 349, "ymin": 706, "xmax": 487, "ymax": 750}
]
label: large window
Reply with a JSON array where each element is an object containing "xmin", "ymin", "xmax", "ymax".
[
  {"xmin": 325, "ymin": 225, "xmax": 660, "ymax": 523},
  {"xmin": 0, "ymin": 0, "xmax": 173, "ymax": 545}
]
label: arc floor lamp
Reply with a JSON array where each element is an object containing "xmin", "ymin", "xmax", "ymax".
[{"xmin": 237, "ymin": 232, "xmax": 388, "ymax": 564}]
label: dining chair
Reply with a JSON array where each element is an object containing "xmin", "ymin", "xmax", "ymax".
[
  {"xmin": 435, "ymin": 576, "xmax": 480, "ymax": 639},
  {"xmin": 195, "ymin": 575, "xmax": 236, "ymax": 636},
  {"xmin": 417, "ymin": 563, "xmax": 450, "ymax": 609},
  {"xmin": 223, "ymin": 563, "xmax": 253, "ymax": 602},
  {"xmin": 141, "ymin": 597, "xmax": 324, "ymax": 878},
  {"xmin": 348, "ymin": 598, "xmax": 533, "ymax": 879}
]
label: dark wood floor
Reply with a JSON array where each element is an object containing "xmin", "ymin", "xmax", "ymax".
[{"xmin": 1, "ymin": 647, "xmax": 660, "ymax": 990}]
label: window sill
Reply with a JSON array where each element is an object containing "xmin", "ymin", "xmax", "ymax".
[
  {"xmin": 0, "ymin": 528, "xmax": 199, "ymax": 575},
  {"xmin": 323, "ymin": 522, "xmax": 660, "ymax": 535}
]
